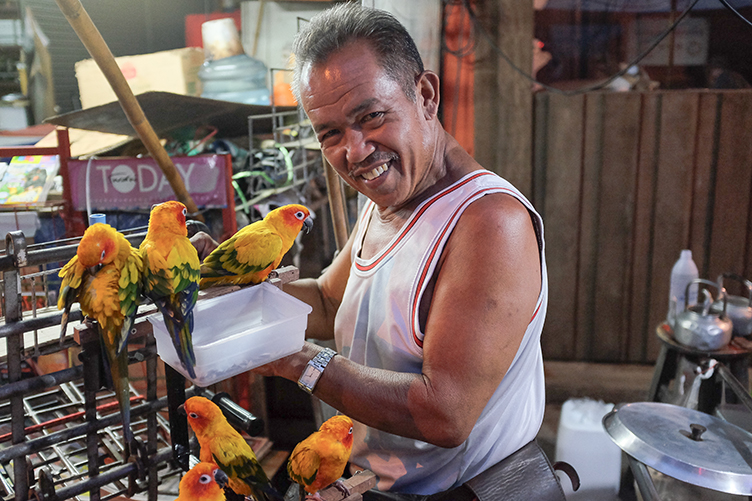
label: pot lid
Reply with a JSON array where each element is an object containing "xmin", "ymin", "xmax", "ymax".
[{"xmin": 603, "ymin": 402, "xmax": 752, "ymax": 495}]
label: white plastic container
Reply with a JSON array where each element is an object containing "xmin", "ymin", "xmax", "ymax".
[
  {"xmin": 148, "ymin": 282, "xmax": 311, "ymax": 387},
  {"xmin": 669, "ymin": 249, "xmax": 699, "ymax": 327},
  {"xmin": 555, "ymin": 398, "xmax": 622, "ymax": 500}
]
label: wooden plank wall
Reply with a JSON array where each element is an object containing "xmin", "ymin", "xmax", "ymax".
[{"xmin": 534, "ymin": 89, "xmax": 752, "ymax": 363}]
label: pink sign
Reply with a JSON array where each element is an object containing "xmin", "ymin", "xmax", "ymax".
[{"xmin": 67, "ymin": 155, "xmax": 230, "ymax": 211}]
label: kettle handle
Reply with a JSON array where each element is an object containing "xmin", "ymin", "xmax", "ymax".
[
  {"xmin": 685, "ymin": 278, "xmax": 728, "ymax": 314},
  {"xmin": 717, "ymin": 272, "xmax": 752, "ymax": 306}
]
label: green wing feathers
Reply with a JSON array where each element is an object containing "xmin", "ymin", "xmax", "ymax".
[{"xmin": 287, "ymin": 445, "xmax": 321, "ymax": 488}]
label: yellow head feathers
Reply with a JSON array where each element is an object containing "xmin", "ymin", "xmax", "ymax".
[
  {"xmin": 182, "ymin": 396, "xmax": 225, "ymax": 435},
  {"xmin": 146, "ymin": 201, "xmax": 189, "ymax": 237},
  {"xmin": 77, "ymin": 223, "xmax": 119, "ymax": 268},
  {"xmin": 319, "ymin": 415, "xmax": 354, "ymax": 449}
]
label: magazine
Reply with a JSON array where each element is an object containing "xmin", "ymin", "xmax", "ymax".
[{"xmin": 0, "ymin": 155, "xmax": 60, "ymax": 204}]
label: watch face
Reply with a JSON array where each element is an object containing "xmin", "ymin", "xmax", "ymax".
[{"xmin": 300, "ymin": 365, "xmax": 320, "ymax": 387}]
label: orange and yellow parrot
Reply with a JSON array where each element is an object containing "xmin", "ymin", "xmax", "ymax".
[
  {"xmin": 181, "ymin": 396, "xmax": 283, "ymax": 501},
  {"xmin": 287, "ymin": 415, "xmax": 354, "ymax": 501},
  {"xmin": 199, "ymin": 204, "xmax": 312, "ymax": 288},
  {"xmin": 58, "ymin": 223, "xmax": 143, "ymax": 454},
  {"xmin": 175, "ymin": 462, "xmax": 228, "ymax": 501},
  {"xmin": 139, "ymin": 201, "xmax": 200, "ymax": 379}
]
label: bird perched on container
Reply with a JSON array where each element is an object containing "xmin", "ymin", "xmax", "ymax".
[
  {"xmin": 175, "ymin": 461, "xmax": 229, "ymax": 501},
  {"xmin": 287, "ymin": 415, "xmax": 354, "ymax": 501},
  {"xmin": 139, "ymin": 201, "xmax": 200, "ymax": 379},
  {"xmin": 199, "ymin": 204, "xmax": 313, "ymax": 288},
  {"xmin": 181, "ymin": 396, "xmax": 283, "ymax": 501},
  {"xmin": 57, "ymin": 222, "xmax": 144, "ymax": 455}
]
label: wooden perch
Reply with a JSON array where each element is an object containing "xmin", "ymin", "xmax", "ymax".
[
  {"xmin": 53, "ymin": 0, "xmax": 203, "ymax": 221},
  {"xmin": 318, "ymin": 471, "xmax": 377, "ymax": 501}
]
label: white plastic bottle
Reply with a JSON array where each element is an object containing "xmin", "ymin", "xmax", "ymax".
[{"xmin": 668, "ymin": 249, "xmax": 699, "ymax": 327}]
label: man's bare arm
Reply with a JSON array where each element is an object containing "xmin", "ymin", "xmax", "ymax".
[{"xmin": 257, "ymin": 194, "xmax": 542, "ymax": 447}]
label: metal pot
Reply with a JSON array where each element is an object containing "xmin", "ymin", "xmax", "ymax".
[
  {"xmin": 711, "ymin": 273, "xmax": 752, "ymax": 337},
  {"xmin": 603, "ymin": 402, "xmax": 752, "ymax": 496},
  {"xmin": 673, "ymin": 278, "xmax": 733, "ymax": 351}
]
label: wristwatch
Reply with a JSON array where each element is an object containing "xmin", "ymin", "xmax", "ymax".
[{"xmin": 297, "ymin": 348, "xmax": 337, "ymax": 394}]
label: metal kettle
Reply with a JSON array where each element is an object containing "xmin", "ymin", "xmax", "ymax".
[
  {"xmin": 673, "ymin": 279, "xmax": 733, "ymax": 351},
  {"xmin": 711, "ymin": 273, "xmax": 752, "ymax": 337}
]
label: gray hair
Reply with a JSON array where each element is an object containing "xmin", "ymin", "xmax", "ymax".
[{"xmin": 291, "ymin": 3, "xmax": 424, "ymax": 104}]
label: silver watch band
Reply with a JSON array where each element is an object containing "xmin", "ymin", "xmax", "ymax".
[{"xmin": 297, "ymin": 347, "xmax": 337, "ymax": 394}]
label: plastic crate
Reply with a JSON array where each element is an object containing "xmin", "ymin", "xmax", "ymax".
[{"xmin": 148, "ymin": 282, "xmax": 311, "ymax": 387}]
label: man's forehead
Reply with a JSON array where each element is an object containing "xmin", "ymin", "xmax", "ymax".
[{"xmin": 300, "ymin": 52, "xmax": 387, "ymax": 110}]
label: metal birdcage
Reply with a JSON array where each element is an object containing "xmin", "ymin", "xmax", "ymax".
[
  {"xmin": 235, "ymin": 103, "xmax": 322, "ymax": 218},
  {"xmin": 0, "ymin": 228, "xmax": 184, "ymax": 501}
]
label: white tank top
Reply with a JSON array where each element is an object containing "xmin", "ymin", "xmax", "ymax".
[{"xmin": 334, "ymin": 170, "xmax": 548, "ymax": 494}]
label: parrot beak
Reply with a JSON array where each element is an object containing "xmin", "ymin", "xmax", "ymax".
[
  {"xmin": 177, "ymin": 403, "xmax": 186, "ymax": 416},
  {"xmin": 213, "ymin": 468, "xmax": 229, "ymax": 489},
  {"xmin": 303, "ymin": 216, "xmax": 314, "ymax": 234}
]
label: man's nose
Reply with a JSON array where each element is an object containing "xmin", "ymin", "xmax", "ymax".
[{"xmin": 344, "ymin": 129, "xmax": 374, "ymax": 165}]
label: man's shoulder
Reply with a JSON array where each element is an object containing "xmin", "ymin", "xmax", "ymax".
[{"xmin": 461, "ymin": 189, "xmax": 531, "ymax": 223}]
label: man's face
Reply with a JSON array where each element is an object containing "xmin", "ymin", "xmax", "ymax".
[{"xmin": 300, "ymin": 41, "xmax": 435, "ymax": 210}]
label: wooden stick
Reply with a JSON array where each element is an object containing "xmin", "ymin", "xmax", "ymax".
[
  {"xmin": 322, "ymin": 154, "xmax": 350, "ymax": 251},
  {"xmin": 319, "ymin": 471, "xmax": 377, "ymax": 501},
  {"xmin": 252, "ymin": 0, "xmax": 266, "ymax": 58},
  {"xmin": 53, "ymin": 0, "xmax": 203, "ymax": 221}
]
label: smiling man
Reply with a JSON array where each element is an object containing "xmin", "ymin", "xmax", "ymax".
[{"xmin": 251, "ymin": 4, "xmax": 552, "ymax": 499}]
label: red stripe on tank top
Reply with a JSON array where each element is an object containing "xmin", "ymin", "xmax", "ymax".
[
  {"xmin": 410, "ymin": 187, "xmax": 515, "ymax": 348},
  {"xmin": 355, "ymin": 171, "xmax": 494, "ymax": 273}
]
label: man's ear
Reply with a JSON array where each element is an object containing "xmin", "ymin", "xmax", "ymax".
[{"xmin": 417, "ymin": 70, "xmax": 440, "ymax": 120}]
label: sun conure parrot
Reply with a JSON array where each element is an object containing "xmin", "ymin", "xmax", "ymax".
[
  {"xmin": 199, "ymin": 204, "xmax": 313, "ymax": 288},
  {"xmin": 181, "ymin": 396, "xmax": 283, "ymax": 501},
  {"xmin": 139, "ymin": 201, "xmax": 200, "ymax": 379},
  {"xmin": 175, "ymin": 462, "xmax": 228, "ymax": 501},
  {"xmin": 57, "ymin": 222, "xmax": 144, "ymax": 455},
  {"xmin": 287, "ymin": 415, "xmax": 354, "ymax": 501}
]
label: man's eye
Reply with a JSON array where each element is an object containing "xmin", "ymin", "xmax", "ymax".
[
  {"xmin": 319, "ymin": 130, "xmax": 338, "ymax": 142},
  {"xmin": 363, "ymin": 112, "xmax": 384, "ymax": 123}
]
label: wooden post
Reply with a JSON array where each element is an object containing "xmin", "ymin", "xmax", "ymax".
[
  {"xmin": 474, "ymin": 0, "xmax": 535, "ymax": 198},
  {"xmin": 53, "ymin": 0, "xmax": 203, "ymax": 220},
  {"xmin": 323, "ymin": 155, "xmax": 350, "ymax": 252}
]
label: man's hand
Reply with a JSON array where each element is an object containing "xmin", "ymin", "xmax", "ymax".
[{"xmin": 189, "ymin": 231, "xmax": 219, "ymax": 261}]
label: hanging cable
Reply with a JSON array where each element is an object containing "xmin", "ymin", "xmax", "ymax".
[
  {"xmin": 718, "ymin": 0, "xmax": 752, "ymax": 28},
  {"xmin": 85, "ymin": 156, "xmax": 96, "ymax": 222},
  {"xmin": 463, "ymin": 0, "xmax": 703, "ymax": 95}
]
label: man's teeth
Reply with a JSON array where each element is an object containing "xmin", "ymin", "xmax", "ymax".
[{"xmin": 362, "ymin": 163, "xmax": 388, "ymax": 181}]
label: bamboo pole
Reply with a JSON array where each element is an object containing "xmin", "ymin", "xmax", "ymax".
[
  {"xmin": 53, "ymin": 0, "xmax": 203, "ymax": 220},
  {"xmin": 322, "ymin": 155, "xmax": 349, "ymax": 252}
]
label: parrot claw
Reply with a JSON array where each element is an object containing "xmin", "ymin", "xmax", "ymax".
[{"xmin": 303, "ymin": 494, "xmax": 324, "ymax": 501}]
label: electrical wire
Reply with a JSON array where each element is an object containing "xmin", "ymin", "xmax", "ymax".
[
  {"xmin": 718, "ymin": 0, "xmax": 752, "ymax": 28},
  {"xmin": 85, "ymin": 156, "xmax": 96, "ymax": 222},
  {"xmin": 463, "ymin": 0, "xmax": 703, "ymax": 95}
]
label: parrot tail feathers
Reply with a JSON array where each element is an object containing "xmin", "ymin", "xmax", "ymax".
[
  {"xmin": 249, "ymin": 483, "xmax": 285, "ymax": 501},
  {"xmin": 116, "ymin": 313, "xmax": 136, "ymax": 356},
  {"xmin": 58, "ymin": 283, "xmax": 79, "ymax": 344},
  {"xmin": 282, "ymin": 484, "xmax": 303, "ymax": 501},
  {"xmin": 59, "ymin": 306, "xmax": 71, "ymax": 345},
  {"xmin": 178, "ymin": 320, "xmax": 197, "ymax": 379},
  {"xmin": 152, "ymin": 297, "xmax": 197, "ymax": 379},
  {"xmin": 106, "ymin": 344, "xmax": 134, "ymax": 458}
]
